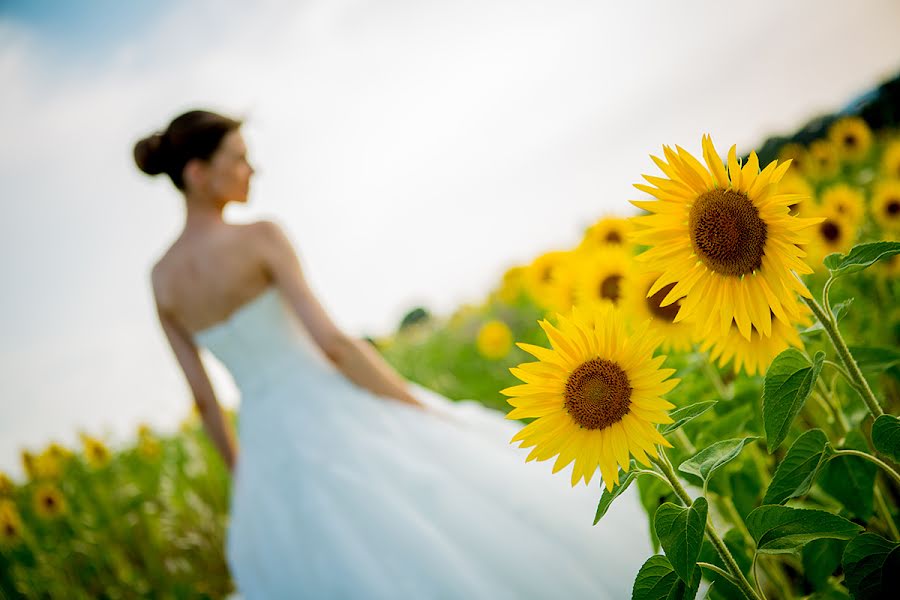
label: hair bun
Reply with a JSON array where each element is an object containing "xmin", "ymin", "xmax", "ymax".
[{"xmin": 133, "ymin": 132, "xmax": 168, "ymax": 175}]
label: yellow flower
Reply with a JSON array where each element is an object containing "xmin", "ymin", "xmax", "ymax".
[
  {"xmin": 0, "ymin": 499, "xmax": 24, "ymax": 547},
  {"xmin": 80, "ymin": 433, "xmax": 111, "ymax": 469},
  {"xmin": 44, "ymin": 442, "xmax": 73, "ymax": 462},
  {"xmin": 0, "ymin": 472, "xmax": 14, "ymax": 496},
  {"xmin": 631, "ymin": 135, "xmax": 821, "ymax": 343},
  {"xmin": 578, "ymin": 216, "xmax": 634, "ymax": 252},
  {"xmin": 820, "ymin": 183, "xmax": 864, "ymax": 227},
  {"xmin": 807, "ymin": 139, "xmax": 840, "ymax": 180},
  {"xmin": 828, "ymin": 116, "xmax": 872, "ymax": 163},
  {"xmin": 573, "ymin": 246, "xmax": 632, "ymax": 310},
  {"xmin": 620, "ymin": 270, "xmax": 694, "ymax": 353},
  {"xmin": 476, "ymin": 320, "xmax": 514, "ymax": 360},
  {"xmin": 503, "ymin": 304, "xmax": 678, "ymax": 490},
  {"xmin": 871, "ymin": 179, "xmax": 900, "ymax": 234},
  {"xmin": 776, "ymin": 172, "xmax": 815, "ymax": 217},
  {"xmin": 700, "ymin": 307, "xmax": 810, "ymax": 376},
  {"xmin": 137, "ymin": 425, "xmax": 162, "ymax": 461},
  {"xmin": 806, "ymin": 210, "xmax": 858, "ymax": 269},
  {"xmin": 777, "ymin": 143, "xmax": 810, "ymax": 175},
  {"xmin": 32, "ymin": 451, "xmax": 62, "ymax": 480},
  {"xmin": 881, "ymin": 140, "xmax": 900, "ymax": 180},
  {"xmin": 523, "ymin": 251, "xmax": 578, "ymax": 314},
  {"xmin": 21, "ymin": 450, "xmax": 37, "ymax": 480},
  {"xmin": 494, "ymin": 266, "xmax": 527, "ymax": 304},
  {"xmin": 33, "ymin": 483, "xmax": 66, "ymax": 520}
]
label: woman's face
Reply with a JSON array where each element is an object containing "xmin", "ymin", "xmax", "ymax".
[{"xmin": 198, "ymin": 129, "xmax": 255, "ymax": 204}]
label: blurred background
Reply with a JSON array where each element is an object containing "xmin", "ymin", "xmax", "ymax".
[{"xmin": 2, "ymin": 0, "xmax": 900, "ymax": 479}]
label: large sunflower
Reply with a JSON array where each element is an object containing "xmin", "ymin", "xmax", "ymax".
[
  {"xmin": 502, "ymin": 305, "xmax": 678, "ymax": 490},
  {"xmin": 807, "ymin": 139, "xmax": 840, "ymax": 180},
  {"xmin": 882, "ymin": 140, "xmax": 900, "ymax": 179},
  {"xmin": 820, "ymin": 183, "xmax": 864, "ymax": 226},
  {"xmin": 700, "ymin": 307, "xmax": 810, "ymax": 376},
  {"xmin": 631, "ymin": 135, "xmax": 821, "ymax": 342},
  {"xmin": 871, "ymin": 179, "xmax": 900, "ymax": 234},
  {"xmin": 828, "ymin": 116, "xmax": 872, "ymax": 163},
  {"xmin": 620, "ymin": 270, "xmax": 694, "ymax": 353},
  {"xmin": 573, "ymin": 246, "xmax": 632, "ymax": 310},
  {"xmin": 578, "ymin": 216, "xmax": 634, "ymax": 252}
]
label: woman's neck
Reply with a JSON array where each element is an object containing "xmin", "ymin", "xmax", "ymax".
[{"xmin": 183, "ymin": 193, "xmax": 226, "ymax": 229}]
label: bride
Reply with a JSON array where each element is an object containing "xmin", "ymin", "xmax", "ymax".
[{"xmin": 134, "ymin": 109, "xmax": 651, "ymax": 599}]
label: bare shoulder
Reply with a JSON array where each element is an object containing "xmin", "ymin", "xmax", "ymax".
[
  {"xmin": 150, "ymin": 254, "xmax": 175, "ymax": 312},
  {"xmin": 242, "ymin": 219, "xmax": 295, "ymax": 256}
]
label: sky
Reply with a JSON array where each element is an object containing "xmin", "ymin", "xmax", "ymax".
[{"xmin": 2, "ymin": 0, "xmax": 900, "ymax": 476}]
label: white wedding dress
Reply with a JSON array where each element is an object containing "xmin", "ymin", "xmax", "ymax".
[{"xmin": 194, "ymin": 286, "xmax": 652, "ymax": 599}]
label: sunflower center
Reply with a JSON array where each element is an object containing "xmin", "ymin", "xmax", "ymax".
[
  {"xmin": 540, "ymin": 266, "xmax": 553, "ymax": 283},
  {"xmin": 843, "ymin": 134, "xmax": 857, "ymax": 148},
  {"xmin": 887, "ymin": 200, "xmax": 900, "ymax": 216},
  {"xmin": 647, "ymin": 283, "xmax": 681, "ymax": 322},
  {"xmin": 44, "ymin": 496, "xmax": 55, "ymax": 508},
  {"xmin": 564, "ymin": 358, "xmax": 632, "ymax": 430},
  {"xmin": 820, "ymin": 220, "xmax": 841, "ymax": 243},
  {"xmin": 689, "ymin": 189, "xmax": 768, "ymax": 276},
  {"xmin": 598, "ymin": 275, "xmax": 622, "ymax": 302},
  {"xmin": 605, "ymin": 231, "xmax": 623, "ymax": 244}
]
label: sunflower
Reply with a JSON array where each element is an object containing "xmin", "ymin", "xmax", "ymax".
[
  {"xmin": 806, "ymin": 210, "xmax": 858, "ymax": 269},
  {"xmin": 828, "ymin": 116, "xmax": 872, "ymax": 163},
  {"xmin": 820, "ymin": 183, "xmax": 865, "ymax": 226},
  {"xmin": 32, "ymin": 451, "xmax": 61, "ymax": 480},
  {"xmin": 777, "ymin": 143, "xmax": 810, "ymax": 175},
  {"xmin": 80, "ymin": 434, "xmax": 110, "ymax": 469},
  {"xmin": 0, "ymin": 499, "xmax": 24, "ymax": 547},
  {"xmin": 0, "ymin": 472, "xmax": 13, "ymax": 496},
  {"xmin": 21, "ymin": 450, "xmax": 37, "ymax": 480},
  {"xmin": 572, "ymin": 246, "xmax": 633, "ymax": 313},
  {"xmin": 578, "ymin": 216, "xmax": 634, "ymax": 252},
  {"xmin": 502, "ymin": 304, "xmax": 678, "ymax": 490},
  {"xmin": 137, "ymin": 425, "xmax": 162, "ymax": 461},
  {"xmin": 44, "ymin": 442, "xmax": 73, "ymax": 462},
  {"xmin": 700, "ymin": 307, "xmax": 810, "ymax": 376},
  {"xmin": 881, "ymin": 140, "xmax": 900, "ymax": 180},
  {"xmin": 871, "ymin": 179, "xmax": 900, "ymax": 234},
  {"xmin": 33, "ymin": 483, "xmax": 66, "ymax": 520},
  {"xmin": 631, "ymin": 135, "xmax": 821, "ymax": 343},
  {"xmin": 620, "ymin": 270, "xmax": 694, "ymax": 353},
  {"xmin": 476, "ymin": 320, "xmax": 514, "ymax": 360},
  {"xmin": 807, "ymin": 139, "xmax": 840, "ymax": 180},
  {"xmin": 776, "ymin": 172, "xmax": 815, "ymax": 217},
  {"xmin": 523, "ymin": 251, "xmax": 578, "ymax": 313},
  {"xmin": 494, "ymin": 265, "xmax": 527, "ymax": 304}
]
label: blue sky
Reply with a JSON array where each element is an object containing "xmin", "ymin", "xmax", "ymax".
[{"xmin": 1, "ymin": 0, "xmax": 899, "ymax": 477}]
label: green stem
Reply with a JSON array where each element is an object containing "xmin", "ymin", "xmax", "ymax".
[
  {"xmin": 831, "ymin": 449, "xmax": 900, "ymax": 487},
  {"xmin": 802, "ymin": 296, "xmax": 884, "ymax": 418},
  {"xmin": 874, "ymin": 482, "xmax": 900, "ymax": 541},
  {"xmin": 701, "ymin": 360, "xmax": 730, "ymax": 400},
  {"xmin": 652, "ymin": 449, "xmax": 762, "ymax": 600},
  {"xmin": 674, "ymin": 428, "xmax": 696, "ymax": 454},
  {"xmin": 698, "ymin": 562, "xmax": 739, "ymax": 586}
]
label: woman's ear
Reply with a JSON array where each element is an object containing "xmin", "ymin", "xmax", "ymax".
[{"xmin": 182, "ymin": 158, "xmax": 206, "ymax": 192}]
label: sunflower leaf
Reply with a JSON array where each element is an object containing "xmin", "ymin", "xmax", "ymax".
[
  {"xmin": 654, "ymin": 498, "xmax": 708, "ymax": 584},
  {"xmin": 819, "ymin": 431, "xmax": 877, "ymax": 520},
  {"xmin": 661, "ymin": 402, "xmax": 717, "ymax": 435},
  {"xmin": 841, "ymin": 533, "xmax": 900, "ymax": 600},
  {"xmin": 593, "ymin": 466, "xmax": 637, "ymax": 525},
  {"xmin": 763, "ymin": 429, "xmax": 831, "ymax": 505},
  {"xmin": 847, "ymin": 346, "xmax": 900, "ymax": 372},
  {"xmin": 762, "ymin": 349, "xmax": 825, "ymax": 453},
  {"xmin": 823, "ymin": 241, "xmax": 900, "ymax": 277},
  {"xmin": 678, "ymin": 437, "xmax": 757, "ymax": 486},
  {"xmin": 746, "ymin": 505, "xmax": 862, "ymax": 555},
  {"xmin": 872, "ymin": 415, "xmax": 900, "ymax": 463},
  {"xmin": 631, "ymin": 555, "xmax": 701, "ymax": 600}
]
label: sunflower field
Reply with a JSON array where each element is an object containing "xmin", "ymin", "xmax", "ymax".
[{"xmin": 2, "ymin": 115, "xmax": 900, "ymax": 598}]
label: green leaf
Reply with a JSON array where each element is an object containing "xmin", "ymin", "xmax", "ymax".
[
  {"xmin": 823, "ymin": 241, "xmax": 900, "ymax": 277},
  {"xmin": 594, "ymin": 468, "xmax": 638, "ymax": 524},
  {"xmin": 631, "ymin": 555, "xmax": 700, "ymax": 600},
  {"xmin": 847, "ymin": 346, "xmax": 900, "ymax": 372},
  {"xmin": 763, "ymin": 429, "xmax": 830, "ymax": 505},
  {"xmin": 802, "ymin": 538, "xmax": 847, "ymax": 590},
  {"xmin": 662, "ymin": 402, "xmax": 717, "ymax": 435},
  {"xmin": 872, "ymin": 414, "xmax": 900, "ymax": 463},
  {"xmin": 842, "ymin": 533, "xmax": 900, "ymax": 600},
  {"xmin": 763, "ymin": 349, "xmax": 825, "ymax": 452},
  {"xmin": 654, "ymin": 498, "xmax": 708, "ymax": 584},
  {"xmin": 678, "ymin": 438, "xmax": 757, "ymax": 486},
  {"xmin": 746, "ymin": 505, "xmax": 862, "ymax": 554},
  {"xmin": 820, "ymin": 430, "xmax": 877, "ymax": 520},
  {"xmin": 801, "ymin": 298, "xmax": 853, "ymax": 335}
]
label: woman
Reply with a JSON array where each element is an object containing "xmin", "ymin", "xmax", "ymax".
[{"xmin": 135, "ymin": 109, "xmax": 650, "ymax": 598}]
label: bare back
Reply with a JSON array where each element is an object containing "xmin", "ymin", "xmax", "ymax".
[{"xmin": 152, "ymin": 222, "xmax": 274, "ymax": 335}]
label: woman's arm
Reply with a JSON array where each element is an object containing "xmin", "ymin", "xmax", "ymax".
[
  {"xmin": 253, "ymin": 220, "xmax": 424, "ymax": 409},
  {"xmin": 154, "ymin": 295, "xmax": 239, "ymax": 472}
]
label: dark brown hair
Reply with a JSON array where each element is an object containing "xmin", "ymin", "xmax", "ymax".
[{"xmin": 133, "ymin": 110, "xmax": 242, "ymax": 190}]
